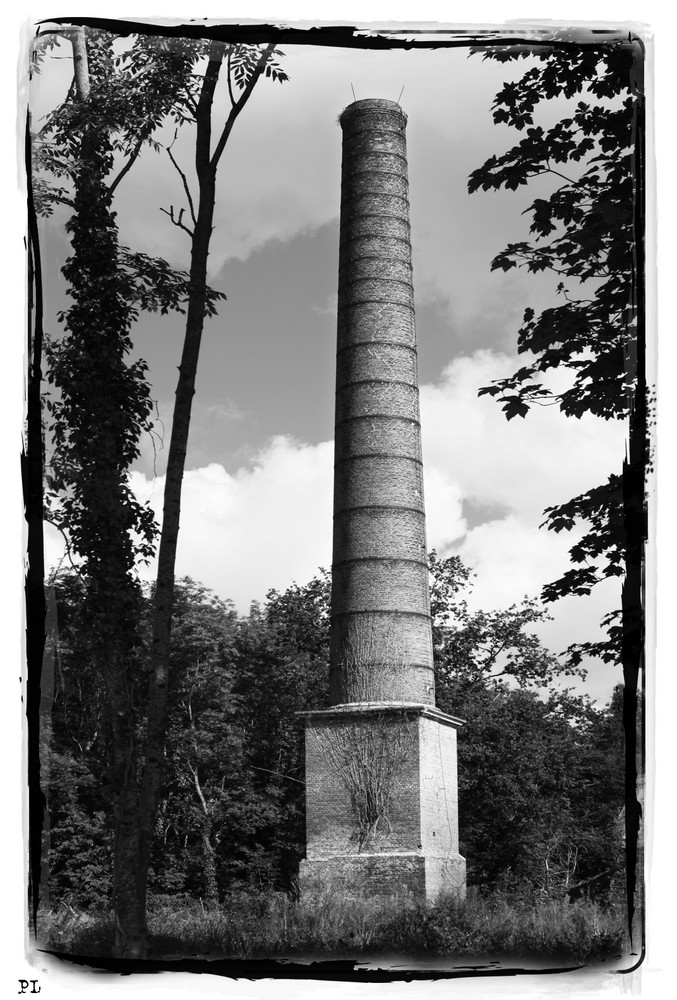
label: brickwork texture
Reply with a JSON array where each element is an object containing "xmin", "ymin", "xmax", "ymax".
[
  {"xmin": 300, "ymin": 99, "xmax": 466, "ymax": 904},
  {"xmin": 300, "ymin": 705, "xmax": 466, "ymax": 901},
  {"xmin": 329, "ymin": 98, "xmax": 434, "ymax": 707}
]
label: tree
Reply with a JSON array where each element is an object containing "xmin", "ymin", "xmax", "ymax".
[
  {"xmin": 140, "ymin": 36, "xmax": 288, "ymax": 943},
  {"xmin": 448, "ymin": 680, "xmax": 624, "ymax": 897},
  {"xmin": 146, "ymin": 579, "xmax": 277, "ymax": 902},
  {"xmin": 41, "ymin": 571, "xmax": 114, "ymax": 911},
  {"xmin": 467, "ymin": 34, "xmax": 645, "ymax": 928},
  {"xmin": 429, "ymin": 556, "xmax": 623, "ymax": 896},
  {"xmin": 468, "ymin": 34, "xmax": 644, "ymax": 662},
  {"xmin": 39, "ymin": 27, "xmax": 165, "ymax": 954},
  {"xmin": 429, "ymin": 550, "xmax": 585, "ymax": 697},
  {"xmin": 429, "ymin": 552, "xmax": 624, "ymax": 896},
  {"xmin": 231, "ymin": 575, "xmax": 330, "ymax": 888},
  {"xmin": 32, "ymin": 25, "xmax": 287, "ymax": 955},
  {"xmin": 44, "ymin": 557, "xmax": 625, "ymax": 914}
]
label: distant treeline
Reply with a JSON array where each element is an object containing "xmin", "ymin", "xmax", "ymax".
[{"xmin": 42, "ymin": 555, "xmax": 625, "ymax": 910}]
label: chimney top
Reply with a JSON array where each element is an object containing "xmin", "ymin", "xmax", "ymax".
[{"xmin": 339, "ymin": 98, "xmax": 407, "ymax": 127}]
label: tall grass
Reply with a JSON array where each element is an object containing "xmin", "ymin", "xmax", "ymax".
[{"xmin": 36, "ymin": 886, "xmax": 628, "ymax": 966}]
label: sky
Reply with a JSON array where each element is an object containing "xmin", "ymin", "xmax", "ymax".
[
  {"xmin": 6, "ymin": 1, "xmax": 677, "ymax": 995},
  {"xmin": 29, "ymin": 20, "xmax": 632, "ymax": 706}
]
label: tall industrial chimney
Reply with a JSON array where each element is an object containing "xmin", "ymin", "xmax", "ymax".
[
  {"xmin": 299, "ymin": 100, "xmax": 466, "ymax": 901},
  {"xmin": 330, "ymin": 98, "xmax": 434, "ymax": 707}
]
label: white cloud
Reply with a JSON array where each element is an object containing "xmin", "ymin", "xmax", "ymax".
[
  {"xmin": 131, "ymin": 436, "xmax": 334, "ymax": 609},
  {"xmin": 418, "ymin": 349, "xmax": 626, "ymax": 694},
  {"xmin": 420, "ymin": 350, "xmax": 627, "ymax": 526},
  {"xmin": 43, "ymin": 348, "xmax": 625, "ymax": 697},
  {"xmin": 136, "ymin": 350, "xmax": 624, "ymax": 647}
]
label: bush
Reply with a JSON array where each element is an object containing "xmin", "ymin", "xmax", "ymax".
[{"xmin": 36, "ymin": 885, "xmax": 628, "ymax": 966}]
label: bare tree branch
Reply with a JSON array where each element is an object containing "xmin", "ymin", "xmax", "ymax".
[
  {"xmin": 188, "ymin": 762, "xmax": 210, "ymax": 816},
  {"xmin": 109, "ymin": 138, "xmax": 144, "ymax": 198},
  {"xmin": 159, "ymin": 205, "xmax": 194, "ymax": 238},
  {"xmin": 165, "ymin": 135, "xmax": 197, "ymax": 227},
  {"xmin": 226, "ymin": 46, "xmax": 236, "ymax": 108},
  {"xmin": 250, "ymin": 765, "xmax": 305, "ymax": 787}
]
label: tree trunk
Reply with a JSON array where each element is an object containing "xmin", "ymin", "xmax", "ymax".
[
  {"xmin": 100, "ymin": 640, "xmax": 145, "ymax": 958},
  {"xmin": 621, "ymin": 76, "xmax": 646, "ymax": 948},
  {"xmin": 200, "ymin": 818, "xmax": 219, "ymax": 907},
  {"xmin": 25, "ymin": 132, "xmax": 47, "ymax": 934},
  {"xmin": 52, "ymin": 29, "xmax": 153, "ymax": 957},
  {"xmin": 138, "ymin": 47, "xmax": 222, "ymax": 923},
  {"xmin": 137, "ymin": 40, "xmax": 279, "ymax": 944}
]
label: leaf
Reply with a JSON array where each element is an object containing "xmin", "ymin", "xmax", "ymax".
[{"xmin": 468, "ymin": 39, "xmax": 643, "ymax": 662}]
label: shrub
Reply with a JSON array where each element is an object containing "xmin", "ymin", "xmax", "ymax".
[{"xmin": 36, "ymin": 885, "xmax": 629, "ymax": 966}]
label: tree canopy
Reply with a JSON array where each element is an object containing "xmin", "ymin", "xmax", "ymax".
[
  {"xmin": 468, "ymin": 35, "xmax": 645, "ymax": 668},
  {"xmin": 31, "ymin": 24, "xmax": 288, "ymax": 957},
  {"xmin": 44, "ymin": 561, "xmax": 625, "ymax": 909},
  {"xmin": 468, "ymin": 34, "xmax": 645, "ymax": 935}
]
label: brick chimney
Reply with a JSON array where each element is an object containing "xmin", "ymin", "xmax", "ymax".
[{"xmin": 298, "ymin": 100, "xmax": 466, "ymax": 902}]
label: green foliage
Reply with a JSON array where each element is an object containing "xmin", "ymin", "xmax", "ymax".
[
  {"xmin": 32, "ymin": 30, "xmax": 205, "ymax": 214},
  {"xmin": 429, "ymin": 551, "xmax": 584, "ymax": 692},
  {"xmin": 468, "ymin": 37, "xmax": 643, "ymax": 666},
  {"xmin": 45, "ymin": 129, "xmax": 158, "ymax": 573},
  {"xmin": 469, "ymin": 38, "xmax": 639, "ymax": 422},
  {"xmin": 428, "ymin": 553, "xmax": 624, "ymax": 896},
  {"xmin": 44, "ymin": 561, "xmax": 624, "ymax": 913},
  {"xmin": 46, "ymin": 753, "xmax": 112, "ymax": 908},
  {"xmin": 228, "ymin": 44, "xmax": 288, "ymax": 90},
  {"xmin": 35, "ymin": 24, "xmax": 289, "ymax": 957},
  {"xmin": 38, "ymin": 887, "xmax": 627, "ymax": 963},
  {"xmin": 44, "ymin": 572, "xmax": 113, "ymax": 909},
  {"xmin": 446, "ymin": 680, "xmax": 624, "ymax": 896},
  {"xmin": 148, "ymin": 579, "xmax": 281, "ymax": 898},
  {"xmin": 228, "ymin": 575, "xmax": 330, "ymax": 888}
]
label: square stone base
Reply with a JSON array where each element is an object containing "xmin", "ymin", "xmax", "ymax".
[{"xmin": 298, "ymin": 703, "xmax": 466, "ymax": 903}]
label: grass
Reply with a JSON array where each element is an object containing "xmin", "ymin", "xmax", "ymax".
[{"xmin": 36, "ymin": 886, "xmax": 629, "ymax": 968}]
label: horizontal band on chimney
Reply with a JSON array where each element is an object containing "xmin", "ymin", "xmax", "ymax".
[
  {"xmin": 340, "ymin": 114, "xmax": 406, "ymax": 130},
  {"xmin": 332, "ymin": 559, "xmax": 430, "ymax": 602},
  {"xmin": 340, "ymin": 123, "xmax": 406, "ymax": 140},
  {"xmin": 340, "ymin": 191, "xmax": 410, "ymax": 209},
  {"xmin": 334, "ymin": 453, "xmax": 423, "ymax": 468},
  {"xmin": 341, "ymin": 148, "xmax": 409, "ymax": 169},
  {"xmin": 334, "ymin": 413, "xmax": 421, "ymax": 430},
  {"xmin": 336, "ymin": 377, "xmax": 417, "ymax": 391},
  {"xmin": 334, "ymin": 431, "xmax": 422, "ymax": 462},
  {"xmin": 333, "ymin": 554, "xmax": 429, "ymax": 568},
  {"xmin": 335, "ymin": 386, "xmax": 420, "ymax": 424},
  {"xmin": 334, "ymin": 503, "xmax": 425, "ymax": 520},
  {"xmin": 339, "ymin": 274, "xmax": 414, "ymax": 292},
  {"xmin": 339, "ymin": 254, "xmax": 413, "ymax": 268},
  {"xmin": 331, "ymin": 608, "xmax": 431, "ymax": 623},
  {"xmin": 336, "ymin": 341, "xmax": 418, "ymax": 359},
  {"xmin": 337, "ymin": 298, "xmax": 415, "ymax": 312},
  {"xmin": 340, "ymin": 212, "xmax": 411, "ymax": 230},
  {"xmin": 333, "ymin": 503, "xmax": 425, "ymax": 517}
]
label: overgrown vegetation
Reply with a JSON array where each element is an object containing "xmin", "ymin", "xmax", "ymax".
[
  {"xmin": 468, "ymin": 35, "xmax": 645, "ymax": 937},
  {"xmin": 39, "ymin": 554, "xmax": 627, "ymax": 962},
  {"xmin": 37, "ymin": 887, "xmax": 627, "ymax": 964},
  {"xmin": 320, "ymin": 715, "xmax": 409, "ymax": 851}
]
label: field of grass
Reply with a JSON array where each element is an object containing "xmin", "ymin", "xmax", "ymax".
[{"xmin": 36, "ymin": 886, "xmax": 630, "ymax": 968}]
